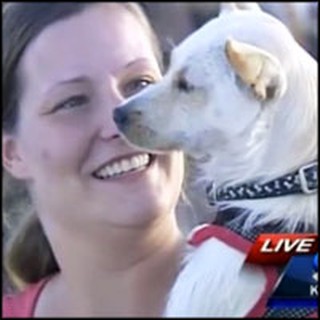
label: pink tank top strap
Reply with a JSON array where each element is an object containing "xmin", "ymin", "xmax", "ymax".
[{"xmin": 2, "ymin": 277, "xmax": 50, "ymax": 318}]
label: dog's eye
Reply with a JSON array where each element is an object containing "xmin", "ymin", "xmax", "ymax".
[{"xmin": 176, "ymin": 76, "xmax": 194, "ymax": 93}]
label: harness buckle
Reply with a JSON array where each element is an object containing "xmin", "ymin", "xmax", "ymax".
[{"xmin": 299, "ymin": 162, "xmax": 317, "ymax": 194}]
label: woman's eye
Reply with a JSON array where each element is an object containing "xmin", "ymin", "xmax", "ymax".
[
  {"xmin": 123, "ymin": 78, "xmax": 154, "ymax": 97},
  {"xmin": 52, "ymin": 95, "xmax": 89, "ymax": 113}
]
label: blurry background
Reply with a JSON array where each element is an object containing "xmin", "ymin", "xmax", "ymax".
[
  {"xmin": 141, "ymin": 2, "xmax": 318, "ymax": 61},
  {"xmin": 2, "ymin": 2, "xmax": 318, "ymax": 293}
]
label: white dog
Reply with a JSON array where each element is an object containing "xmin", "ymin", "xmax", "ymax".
[{"xmin": 113, "ymin": 3, "xmax": 318, "ymax": 317}]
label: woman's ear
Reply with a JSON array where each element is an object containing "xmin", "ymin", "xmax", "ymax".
[{"xmin": 2, "ymin": 134, "xmax": 31, "ymax": 179}]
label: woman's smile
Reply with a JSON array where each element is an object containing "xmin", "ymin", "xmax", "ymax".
[{"xmin": 92, "ymin": 152, "xmax": 157, "ymax": 182}]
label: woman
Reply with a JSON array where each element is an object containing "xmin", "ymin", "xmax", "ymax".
[{"xmin": 2, "ymin": 3, "xmax": 187, "ymax": 317}]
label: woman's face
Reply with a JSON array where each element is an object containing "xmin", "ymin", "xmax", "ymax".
[{"xmin": 4, "ymin": 4, "xmax": 184, "ymax": 228}]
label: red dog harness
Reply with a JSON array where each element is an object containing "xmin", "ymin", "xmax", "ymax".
[{"xmin": 187, "ymin": 223, "xmax": 318, "ymax": 318}]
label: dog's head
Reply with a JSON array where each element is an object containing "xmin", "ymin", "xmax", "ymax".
[{"xmin": 113, "ymin": 3, "xmax": 307, "ymax": 158}]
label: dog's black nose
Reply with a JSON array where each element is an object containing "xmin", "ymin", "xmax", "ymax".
[{"xmin": 113, "ymin": 107, "xmax": 129, "ymax": 127}]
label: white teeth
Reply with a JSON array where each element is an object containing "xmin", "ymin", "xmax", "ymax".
[
  {"xmin": 113, "ymin": 163, "xmax": 121, "ymax": 175},
  {"xmin": 94, "ymin": 153, "xmax": 151, "ymax": 179},
  {"xmin": 121, "ymin": 159, "xmax": 131, "ymax": 172},
  {"xmin": 131, "ymin": 156, "xmax": 140, "ymax": 168}
]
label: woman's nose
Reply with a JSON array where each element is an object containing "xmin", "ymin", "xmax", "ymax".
[
  {"xmin": 98, "ymin": 88, "xmax": 125, "ymax": 141},
  {"xmin": 99, "ymin": 118, "xmax": 120, "ymax": 141}
]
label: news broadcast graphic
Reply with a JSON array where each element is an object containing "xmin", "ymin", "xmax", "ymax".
[{"xmin": 246, "ymin": 234, "xmax": 318, "ymax": 308}]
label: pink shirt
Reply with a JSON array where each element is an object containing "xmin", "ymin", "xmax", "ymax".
[
  {"xmin": 2, "ymin": 260, "xmax": 318, "ymax": 317},
  {"xmin": 2, "ymin": 277, "xmax": 49, "ymax": 318}
]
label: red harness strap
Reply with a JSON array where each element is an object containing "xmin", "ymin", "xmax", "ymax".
[{"xmin": 187, "ymin": 224, "xmax": 318, "ymax": 318}]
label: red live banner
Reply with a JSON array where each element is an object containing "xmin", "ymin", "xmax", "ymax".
[{"xmin": 245, "ymin": 234, "xmax": 318, "ymax": 265}]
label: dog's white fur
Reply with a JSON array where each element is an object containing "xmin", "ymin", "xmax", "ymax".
[{"xmin": 114, "ymin": 2, "xmax": 318, "ymax": 316}]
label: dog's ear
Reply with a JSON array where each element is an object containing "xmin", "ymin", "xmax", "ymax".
[
  {"xmin": 219, "ymin": 3, "xmax": 238, "ymax": 15},
  {"xmin": 235, "ymin": 3, "xmax": 262, "ymax": 11},
  {"xmin": 225, "ymin": 39, "xmax": 287, "ymax": 101},
  {"xmin": 220, "ymin": 3, "xmax": 261, "ymax": 15}
]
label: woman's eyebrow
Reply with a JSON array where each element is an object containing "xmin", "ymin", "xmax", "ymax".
[
  {"xmin": 45, "ymin": 75, "xmax": 90, "ymax": 96},
  {"xmin": 124, "ymin": 57, "xmax": 154, "ymax": 69},
  {"xmin": 53, "ymin": 75, "xmax": 90, "ymax": 86}
]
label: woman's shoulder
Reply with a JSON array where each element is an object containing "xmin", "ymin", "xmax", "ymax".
[{"xmin": 2, "ymin": 278, "xmax": 49, "ymax": 318}]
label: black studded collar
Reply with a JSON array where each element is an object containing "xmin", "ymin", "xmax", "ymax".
[{"xmin": 206, "ymin": 161, "xmax": 317, "ymax": 206}]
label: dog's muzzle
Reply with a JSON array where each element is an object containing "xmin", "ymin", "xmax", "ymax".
[
  {"xmin": 113, "ymin": 107, "xmax": 128, "ymax": 127},
  {"xmin": 113, "ymin": 106, "xmax": 142, "ymax": 130}
]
